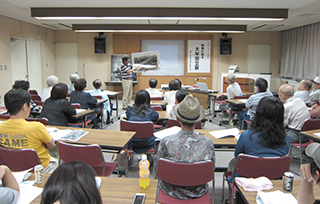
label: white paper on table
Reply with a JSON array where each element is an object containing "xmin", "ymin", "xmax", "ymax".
[
  {"xmin": 238, "ymin": 99, "xmax": 247, "ymax": 103},
  {"xmin": 166, "ymin": 105, "xmax": 174, "ymax": 115},
  {"xmin": 209, "ymin": 128, "xmax": 240, "ymax": 140},
  {"xmin": 17, "ymin": 183, "xmax": 43, "ymax": 204},
  {"xmin": 256, "ymin": 190, "xmax": 297, "ymax": 204},
  {"xmin": 102, "ymin": 90, "xmax": 119, "ymax": 95},
  {"xmin": 46, "ymin": 129, "xmax": 73, "ymax": 141},
  {"xmin": 235, "ymin": 177, "xmax": 273, "ymax": 192},
  {"xmin": 154, "ymin": 126, "xmax": 181, "ymax": 140},
  {"xmin": 95, "ymin": 177, "xmax": 102, "ymax": 189},
  {"xmin": 12, "ymin": 168, "xmax": 33, "ymax": 184},
  {"xmin": 75, "ymin": 109, "xmax": 86, "ymax": 114},
  {"xmin": 313, "ymin": 132, "xmax": 320, "ymax": 137}
]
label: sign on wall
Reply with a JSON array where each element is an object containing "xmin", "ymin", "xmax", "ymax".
[{"xmin": 187, "ymin": 40, "xmax": 211, "ymax": 73}]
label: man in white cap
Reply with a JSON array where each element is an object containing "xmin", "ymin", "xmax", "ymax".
[
  {"xmin": 298, "ymin": 142, "xmax": 320, "ymax": 203},
  {"xmin": 310, "ymin": 76, "xmax": 320, "ymax": 106},
  {"xmin": 156, "ymin": 95, "xmax": 215, "ymax": 200}
]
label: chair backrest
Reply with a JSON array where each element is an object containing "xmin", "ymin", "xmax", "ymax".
[
  {"xmin": 301, "ymin": 119, "xmax": 320, "ymax": 131},
  {"xmin": 120, "ymin": 120, "xmax": 154, "ymax": 139},
  {"xmin": 234, "ymin": 95, "xmax": 250, "ymax": 99},
  {"xmin": 152, "ymin": 105, "xmax": 162, "ymax": 111},
  {"xmin": 29, "ymin": 90, "xmax": 39, "ymax": 96},
  {"xmin": 234, "ymin": 154, "xmax": 290, "ymax": 180},
  {"xmin": 0, "ymin": 146, "xmax": 41, "ymax": 171},
  {"xmin": 151, "ymin": 97, "xmax": 162, "ymax": 100},
  {"xmin": 167, "ymin": 118, "xmax": 202, "ymax": 129},
  {"xmin": 92, "ymin": 95, "xmax": 102, "ymax": 99},
  {"xmin": 31, "ymin": 95, "xmax": 41, "ymax": 102},
  {"xmin": 0, "ymin": 114, "xmax": 10, "ymax": 119},
  {"xmin": 57, "ymin": 141, "xmax": 105, "ymax": 174},
  {"xmin": 156, "ymin": 158, "xmax": 214, "ymax": 186},
  {"xmin": 25, "ymin": 117, "xmax": 49, "ymax": 125},
  {"xmin": 71, "ymin": 103, "xmax": 81, "ymax": 109}
]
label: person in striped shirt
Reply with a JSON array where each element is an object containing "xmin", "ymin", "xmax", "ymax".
[
  {"xmin": 237, "ymin": 77, "xmax": 273, "ymax": 130},
  {"xmin": 120, "ymin": 55, "xmax": 138, "ymax": 110}
]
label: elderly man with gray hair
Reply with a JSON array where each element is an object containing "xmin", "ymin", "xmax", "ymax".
[
  {"xmin": 294, "ymin": 79, "xmax": 312, "ymax": 105},
  {"xmin": 68, "ymin": 73, "xmax": 79, "ymax": 94},
  {"xmin": 217, "ymin": 73, "xmax": 243, "ymax": 100},
  {"xmin": 278, "ymin": 84, "xmax": 310, "ymax": 143},
  {"xmin": 42, "ymin": 75, "xmax": 58, "ymax": 102}
]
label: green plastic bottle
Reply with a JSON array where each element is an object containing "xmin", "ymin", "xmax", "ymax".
[{"xmin": 139, "ymin": 154, "xmax": 150, "ymax": 188}]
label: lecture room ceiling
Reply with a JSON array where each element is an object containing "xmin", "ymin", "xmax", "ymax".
[{"xmin": 1, "ymin": 0, "xmax": 320, "ymax": 31}]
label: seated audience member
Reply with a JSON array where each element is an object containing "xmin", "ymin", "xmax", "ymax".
[
  {"xmin": 126, "ymin": 90, "xmax": 159, "ymax": 153},
  {"xmin": 40, "ymin": 83, "xmax": 76, "ymax": 126},
  {"xmin": 217, "ymin": 73, "xmax": 243, "ymax": 117},
  {"xmin": 12, "ymin": 80, "xmax": 42, "ymax": 116},
  {"xmin": 294, "ymin": 79, "xmax": 312, "ymax": 105},
  {"xmin": 0, "ymin": 89, "xmax": 56, "ymax": 173},
  {"xmin": 163, "ymin": 79, "xmax": 181, "ymax": 106},
  {"xmin": 0, "ymin": 165, "xmax": 20, "ymax": 204},
  {"xmin": 278, "ymin": 84, "xmax": 310, "ymax": 143},
  {"xmin": 42, "ymin": 75, "xmax": 58, "ymax": 102},
  {"xmin": 174, "ymin": 78, "xmax": 182, "ymax": 89},
  {"xmin": 41, "ymin": 161, "xmax": 102, "ymax": 204},
  {"xmin": 310, "ymin": 76, "xmax": 320, "ymax": 106},
  {"xmin": 89, "ymin": 79, "xmax": 111, "ymax": 123},
  {"xmin": 145, "ymin": 78, "xmax": 162, "ymax": 98},
  {"xmin": 226, "ymin": 96, "xmax": 289, "ymax": 202},
  {"xmin": 217, "ymin": 73, "xmax": 243, "ymax": 99},
  {"xmin": 310, "ymin": 99, "xmax": 320, "ymax": 119},
  {"xmin": 70, "ymin": 78, "xmax": 99, "ymax": 128},
  {"xmin": 237, "ymin": 77, "xmax": 273, "ymax": 130},
  {"xmin": 298, "ymin": 143, "xmax": 320, "ymax": 204},
  {"xmin": 169, "ymin": 89, "xmax": 189, "ymax": 119},
  {"xmin": 156, "ymin": 95, "xmax": 215, "ymax": 200},
  {"xmin": 67, "ymin": 73, "xmax": 79, "ymax": 94}
]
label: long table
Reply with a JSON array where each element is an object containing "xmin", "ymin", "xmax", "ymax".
[
  {"xmin": 30, "ymin": 174, "xmax": 158, "ymax": 204},
  {"xmin": 301, "ymin": 129, "xmax": 320, "ymax": 142},
  {"xmin": 236, "ymin": 180, "xmax": 320, "ymax": 204},
  {"xmin": 52, "ymin": 126, "xmax": 135, "ymax": 151}
]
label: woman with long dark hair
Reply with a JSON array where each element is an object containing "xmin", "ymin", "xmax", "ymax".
[
  {"xmin": 40, "ymin": 161, "xmax": 102, "ymax": 204},
  {"xmin": 235, "ymin": 96, "xmax": 289, "ymax": 156}
]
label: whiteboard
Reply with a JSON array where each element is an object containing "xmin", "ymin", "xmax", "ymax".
[{"xmin": 247, "ymin": 44, "xmax": 271, "ymax": 74}]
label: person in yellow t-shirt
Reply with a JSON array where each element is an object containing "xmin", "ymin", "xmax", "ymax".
[{"xmin": 0, "ymin": 89, "xmax": 56, "ymax": 173}]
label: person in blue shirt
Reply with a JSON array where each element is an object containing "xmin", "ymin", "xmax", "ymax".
[
  {"xmin": 89, "ymin": 79, "xmax": 111, "ymax": 124},
  {"xmin": 227, "ymin": 96, "xmax": 290, "ymax": 203},
  {"xmin": 126, "ymin": 89, "xmax": 159, "ymax": 153}
]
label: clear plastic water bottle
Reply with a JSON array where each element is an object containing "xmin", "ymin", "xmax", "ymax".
[{"xmin": 139, "ymin": 154, "xmax": 150, "ymax": 188}]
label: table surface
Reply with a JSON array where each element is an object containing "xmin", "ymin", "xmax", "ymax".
[
  {"xmin": 198, "ymin": 129, "xmax": 239, "ymax": 147},
  {"xmin": 51, "ymin": 126, "xmax": 135, "ymax": 150},
  {"xmin": 157, "ymin": 111, "xmax": 171, "ymax": 119},
  {"xmin": 226, "ymin": 99, "xmax": 247, "ymax": 105},
  {"xmin": 301, "ymin": 129, "xmax": 320, "ymax": 141},
  {"xmin": 236, "ymin": 179, "xmax": 320, "ymax": 204},
  {"xmin": 30, "ymin": 174, "xmax": 158, "ymax": 204},
  {"xmin": 71, "ymin": 109, "xmax": 94, "ymax": 118}
]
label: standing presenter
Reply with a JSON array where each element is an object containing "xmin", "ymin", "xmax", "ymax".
[{"xmin": 121, "ymin": 55, "xmax": 138, "ymax": 110}]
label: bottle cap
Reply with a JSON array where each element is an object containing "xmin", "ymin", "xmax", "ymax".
[{"xmin": 142, "ymin": 154, "xmax": 147, "ymax": 160}]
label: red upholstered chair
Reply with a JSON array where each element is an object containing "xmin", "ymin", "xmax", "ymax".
[
  {"xmin": 156, "ymin": 158, "xmax": 214, "ymax": 204},
  {"xmin": 0, "ymin": 146, "xmax": 41, "ymax": 171},
  {"xmin": 167, "ymin": 118, "xmax": 202, "ymax": 129},
  {"xmin": 26, "ymin": 117, "xmax": 49, "ymax": 125},
  {"xmin": 221, "ymin": 154, "xmax": 291, "ymax": 204},
  {"xmin": 152, "ymin": 105, "xmax": 162, "ymax": 111},
  {"xmin": 67, "ymin": 103, "xmax": 92, "ymax": 127},
  {"xmin": 289, "ymin": 119, "xmax": 320, "ymax": 167},
  {"xmin": 29, "ymin": 90, "xmax": 39, "ymax": 96},
  {"xmin": 150, "ymin": 97, "xmax": 162, "ymax": 101},
  {"xmin": 120, "ymin": 120, "xmax": 155, "ymax": 176},
  {"xmin": 0, "ymin": 114, "xmax": 10, "ymax": 119},
  {"xmin": 57, "ymin": 141, "xmax": 117, "ymax": 176}
]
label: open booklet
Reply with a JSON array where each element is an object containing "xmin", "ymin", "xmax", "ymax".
[
  {"xmin": 209, "ymin": 128, "xmax": 240, "ymax": 140},
  {"xmin": 46, "ymin": 127, "xmax": 88, "ymax": 142},
  {"xmin": 154, "ymin": 126, "xmax": 181, "ymax": 141}
]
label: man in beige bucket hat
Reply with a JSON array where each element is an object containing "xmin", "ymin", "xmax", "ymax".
[
  {"xmin": 298, "ymin": 142, "xmax": 320, "ymax": 203},
  {"xmin": 156, "ymin": 95, "xmax": 215, "ymax": 200}
]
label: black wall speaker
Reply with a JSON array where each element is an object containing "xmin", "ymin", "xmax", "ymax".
[
  {"xmin": 94, "ymin": 37, "xmax": 106, "ymax": 54},
  {"xmin": 220, "ymin": 38, "xmax": 232, "ymax": 55}
]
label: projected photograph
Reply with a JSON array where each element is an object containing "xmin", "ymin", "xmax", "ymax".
[
  {"xmin": 110, "ymin": 54, "xmax": 137, "ymax": 82},
  {"xmin": 132, "ymin": 51, "xmax": 160, "ymax": 71}
]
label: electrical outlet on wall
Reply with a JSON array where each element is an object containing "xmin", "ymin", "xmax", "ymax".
[
  {"xmin": 4, "ymin": 65, "xmax": 7, "ymax": 70},
  {"xmin": 0, "ymin": 65, "xmax": 3, "ymax": 70}
]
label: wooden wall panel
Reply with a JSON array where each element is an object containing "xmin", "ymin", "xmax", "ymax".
[
  {"xmin": 127, "ymin": 34, "xmax": 141, "ymax": 53},
  {"xmin": 113, "ymin": 34, "xmax": 127, "ymax": 54}
]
